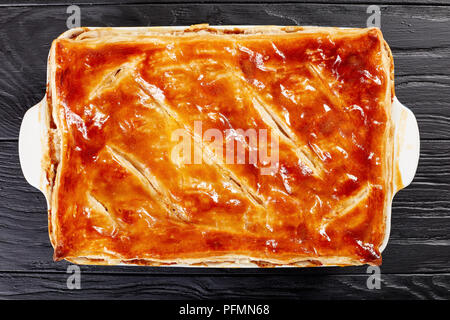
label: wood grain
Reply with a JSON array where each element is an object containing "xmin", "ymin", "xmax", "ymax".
[
  {"xmin": 1, "ymin": 272, "xmax": 449, "ymax": 300},
  {"xmin": 1, "ymin": 1, "xmax": 450, "ymax": 5},
  {"xmin": 0, "ymin": 1, "xmax": 449, "ymax": 299}
]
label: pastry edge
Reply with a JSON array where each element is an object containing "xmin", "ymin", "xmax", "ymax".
[{"xmin": 41, "ymin": 25, "xmax": 395, "ymax": 267}]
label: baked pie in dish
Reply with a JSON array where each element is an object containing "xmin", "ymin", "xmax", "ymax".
[{"xmin": 42, "ymin": 25, "xmax": 395, "ymax": 266}]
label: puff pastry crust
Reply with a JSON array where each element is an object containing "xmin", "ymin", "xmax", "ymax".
[{"xmin": 42, "ymin": 25, "xmax": 395, "ymax": 267}]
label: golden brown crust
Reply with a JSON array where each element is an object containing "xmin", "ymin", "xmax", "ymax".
[{"xmin": 42, "ymin": 25, "xmax": 394, "ymax": 267}]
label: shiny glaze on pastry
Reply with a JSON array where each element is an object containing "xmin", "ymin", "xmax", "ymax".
[{"xmin": 44, "ymin": 26, "xmax": 394, "ymax": 266}]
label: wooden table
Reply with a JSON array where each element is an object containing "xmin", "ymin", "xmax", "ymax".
[{"xmin": 0, "ymin": 0, "xmax": 449, "ymax": 299}]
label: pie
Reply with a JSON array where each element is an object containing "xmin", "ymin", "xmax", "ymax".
[{"xmin": 42, "ymin": 25, "xmax": 395, "ymax": 266}]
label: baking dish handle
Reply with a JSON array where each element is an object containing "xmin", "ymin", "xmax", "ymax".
[
  {"xmin": 19, "ymin": 98, "xmax": 44, "ymax": 191},
  {"xmin": 392, "ymin": 97, "xmax": 420, "ymax": 193}
]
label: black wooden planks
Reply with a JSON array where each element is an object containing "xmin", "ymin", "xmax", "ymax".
[
  {"xmin": 0, "ymin": 1, "xmax": 449, "ymax": 299},
  {"xmin": 1, "ymin": 272, "xmax": 449, "ymax": 299}
]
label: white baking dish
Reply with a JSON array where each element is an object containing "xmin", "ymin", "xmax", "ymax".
[{"xmin": 18, "ymin": 26, "xmax": 420, "ymax": 266}]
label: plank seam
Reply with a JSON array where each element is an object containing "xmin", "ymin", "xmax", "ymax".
[
  {"xmin": 1, "ymin": 2, "xmax": 450, "ymax": 8},
  {"xmin": 0, "ymin": 270, "xmax": 450, "ymax": 276}
]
